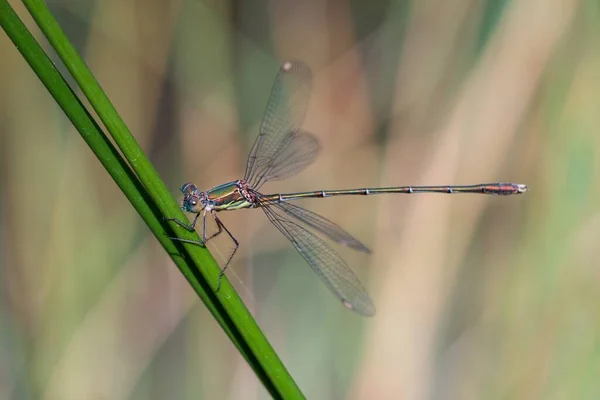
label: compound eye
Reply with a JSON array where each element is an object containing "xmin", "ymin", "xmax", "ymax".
[
  {"xmin": 183, "ymin": 195, "xmax": 204, "ymax": 213},
  {"xmin": 180, "ymin": 183, "xmax": 199, "ymax": 195}
]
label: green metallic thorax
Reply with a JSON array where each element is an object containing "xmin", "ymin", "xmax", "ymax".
[{"xmin": 207, "ymin": 181, "xmax": 253, "ymax": 211}]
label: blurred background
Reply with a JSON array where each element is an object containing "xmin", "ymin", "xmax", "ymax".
[{"xmin": 1, "ymin": 0, "xmax": 598, "ymax": 398}]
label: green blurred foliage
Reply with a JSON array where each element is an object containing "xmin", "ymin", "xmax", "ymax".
[{"xmin": 1, "ymin": 0, "xmax": 599, "ymax": 399}]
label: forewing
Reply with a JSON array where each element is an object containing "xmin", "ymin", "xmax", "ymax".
[
  {"xmin": 261, "ymin": 203, "xmax": 375, "ymax": 316},
  {"xmin": 251, "ymin": 130, "xmax": 320, "ymax": 188},
  {"xmin": 245, "ymin": 61, "xmax": 313, "ymax": 188}
]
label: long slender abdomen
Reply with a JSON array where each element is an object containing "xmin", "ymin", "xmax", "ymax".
[{"xmin": 260, "ymin": 183, "xmax": 527, "ymax": 203}]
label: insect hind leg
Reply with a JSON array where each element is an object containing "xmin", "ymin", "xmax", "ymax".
[{"xmin": 212, "ymin": 213, "xmax": 239, "ymax": 292}]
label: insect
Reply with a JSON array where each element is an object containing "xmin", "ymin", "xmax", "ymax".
[{"xmin": 167, "ymin": 61, "xmax": 527, "ymax": 316}]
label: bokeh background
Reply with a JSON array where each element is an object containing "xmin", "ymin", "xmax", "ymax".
[{"xmin": 1, "ymin": 0, "xmax": 599, "ymax": 398}]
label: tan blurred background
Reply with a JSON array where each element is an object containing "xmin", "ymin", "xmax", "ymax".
[{"xmin": 1, "ymin": 0, "xmax": 599, "ymax": 398}]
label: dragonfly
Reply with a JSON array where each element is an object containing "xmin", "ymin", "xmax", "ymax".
[{"xmin": 167, "ymin": 61, "xmax": 527, "ymax": 317}]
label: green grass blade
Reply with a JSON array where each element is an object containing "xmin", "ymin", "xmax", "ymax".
[
  {"xmin": 2, "ymin": 1, "xmax": 303, "ymax": 398},
  {"xmin": 0, "ymin": 0, "xmax": 253, "ymax": 383}
]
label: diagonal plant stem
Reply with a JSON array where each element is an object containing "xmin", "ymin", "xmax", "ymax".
[
  {"xmin": 1, "ymin": 0, "xmax": 304, "ymax": 398},
  {"xmin": 0, "ymin": 0, "xmax": 258, "ymax": 393}
]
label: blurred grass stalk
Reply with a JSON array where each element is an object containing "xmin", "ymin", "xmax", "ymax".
[{"xmin": 0, "ymin": 0, "xmax": 303, "ymax": 398}]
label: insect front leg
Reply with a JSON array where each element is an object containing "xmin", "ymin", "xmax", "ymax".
[
  {"xmin": 164, "ymin": 212, "xmax": 201, "ymax": 231},
  {"xmin": 167, "ymin": 210, "xmax": 239, "ymax": 293},
  {"xmin": 166, "ymin": 211, "xmax": 207, "ymax": 245}
]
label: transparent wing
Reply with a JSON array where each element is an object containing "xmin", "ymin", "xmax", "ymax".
[
  {"xmin": 260, "ymin": 200, "xmax": 375, "ymax": 317},
  {"xmin": 245, "ymin": 61, "xmax": 314, "ymax": 189},
  {"xmin": 251, "ymin": 130, "xmax": 320, "ymax": 189},
  {"xmin": 269, "ymin": 200, "xmax": 371, "ymax": 253}
]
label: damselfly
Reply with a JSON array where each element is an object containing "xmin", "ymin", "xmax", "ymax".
[{"xmin": 167, "ymin": 61, "xmax": 527, "ymax": 316}]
